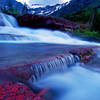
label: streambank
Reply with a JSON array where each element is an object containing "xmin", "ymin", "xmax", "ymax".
[
  {"xmin": 81, "ymin": 53, "xmax": 100, "ymax": 73},
  {"xmin": 70, "ymin": 33, "xmax": 100, "ymax": 43}
]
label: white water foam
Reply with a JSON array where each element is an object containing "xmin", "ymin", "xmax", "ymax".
[
  {"xmin": 0, "ymin": 26, "xmax": 100, "ymax": 45},
  {"xmin": 35, "ymin": 65, "xmax": 100, "ymax": 100},
  {"xmin": 0, "ymin": 13, "xmax": 100, "ymax": 46},
  {"xmin": 0, "ymin": 13, "xmax": 18, "ymax": 27}
]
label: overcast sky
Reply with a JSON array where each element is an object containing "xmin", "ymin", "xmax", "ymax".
[{"xmin": 16, "ymin": 0, "xmax": 70, "ymax": 6}]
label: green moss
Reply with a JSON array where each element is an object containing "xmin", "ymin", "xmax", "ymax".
[
  {"xmin": 7, "ymin": 9, "xmax": 19, "ymax": 14},
  {"xmin": 1, "ymin": 8, "xmax": 19, "ymax": 14},
  {"xmin": 74, "ymin": 28, "xmax": 100, "ymax": 39}
]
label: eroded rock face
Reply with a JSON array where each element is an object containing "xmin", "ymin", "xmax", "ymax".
[{"xmin": 14, "ymin": 14, "xmax": 80, "ymax": 31}]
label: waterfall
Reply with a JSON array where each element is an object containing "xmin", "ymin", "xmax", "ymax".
[
  {"xmin": 3, "ymin": 13, "xmax": 19, "ymax": 27},
  {"xmin": 27, "ymin": 54, "xmax": 80, "ymax": 83},
  {"xmin": 0, "ymin": 13, "xmax": 100, "ymax": 46},
  {"xmin": 0, "ymin": 13, "xmax": 18, "ymax": 27}
]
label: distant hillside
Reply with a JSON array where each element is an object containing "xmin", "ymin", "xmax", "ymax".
[
  {"xmin": 28, "ymin": 3, "xmax": 68, "ymax": 16},
  {"xmin": 51, "ymin": 0, "xmax": 100, "ymax": 17},
  {"xmin": 49, "ymin": 0, "xmax": 100, "ymax": 40},
  {"xmin": 0, "ymin": 0, "xmax": 28, "ymax": 14}
]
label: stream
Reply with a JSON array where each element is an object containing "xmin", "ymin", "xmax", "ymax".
[{"xmin": 0, "ymin": 13, "xmax": 100, "ymax": 100}]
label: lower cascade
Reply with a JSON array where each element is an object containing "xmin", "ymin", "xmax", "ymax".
[
  {"xmin": 28, "ymin": 54, "xmax": 80, "ymax": 82},
  {"xmin": 36, "ymin": 64, "xmax": 100, "ymax": 100},
  {"xmin": 0, "ymin": 13, "xmax": 100, "ymax": 100}
]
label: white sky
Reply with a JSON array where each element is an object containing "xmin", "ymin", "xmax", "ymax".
[
  {"xmin": 16, "ymin": 0, "xmax": 30, "ymax": 5},
  {"xmin": 16, "ymin": 0, "xmax": 70, "ymax": 6}
]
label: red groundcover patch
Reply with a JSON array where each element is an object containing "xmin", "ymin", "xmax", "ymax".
[{"xmin": 0, "ymin": 82, "xmax": 48, "ymax": 100}]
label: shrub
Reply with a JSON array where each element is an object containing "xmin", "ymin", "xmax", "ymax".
[
  {"xmin": 1, "ymin": 7, "xmax": 19, "ymax": 14},
  {"xmin": 74, "ymin": 28, "xmax": 100, "ymax": 39}
]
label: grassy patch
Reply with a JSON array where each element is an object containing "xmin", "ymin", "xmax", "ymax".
[{"xmin": 74, "ymin": 28, "xmax": 100, "ymax": 39}]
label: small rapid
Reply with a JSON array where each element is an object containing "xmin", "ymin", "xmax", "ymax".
[{"xmin": 28, "ymin": 54, "xmax": 80, "ymax": 83}]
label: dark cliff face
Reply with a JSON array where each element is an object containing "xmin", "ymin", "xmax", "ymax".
[
  {"xmin": 51, "ymin": 0, "xmax": 100, "ymax": 16},
  {"xmin": 0, "ymin": 0, "xmax": 24, "ymax": 13},
  {"xmin": 14, "ymin": 14, "xmax": 81, "ymax": 31}
]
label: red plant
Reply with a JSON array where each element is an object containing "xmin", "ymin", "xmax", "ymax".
[{"xmin": 0, "ymin": 82, "xmax": 48, "ymax": 100}]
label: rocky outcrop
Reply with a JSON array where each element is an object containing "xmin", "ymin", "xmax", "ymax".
[{"xmin": 14, "ymin": 14, "xmax": 81, "ymax": 31}]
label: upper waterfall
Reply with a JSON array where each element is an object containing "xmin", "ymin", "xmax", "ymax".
[
  {"xmin": 0, "ymin": 13, "xmax": 100, "ymax": 46},
  {"xmin": 0, "ymin": 13, "xmax": 18, "ymax": 27}
]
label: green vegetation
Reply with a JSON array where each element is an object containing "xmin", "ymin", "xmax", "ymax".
[
  {"xmin": 63, "ymin": 10, "xmax": 91, "ymax": 23},
  {"xmin": 74, "ymin": 28, "xmax": 100, "ymax": 39},
  {"xmin": 1, "ymin": 0, "xmax": 19, "ymax": 14},
  {"xmin": 0, "ymin": 1, "xmax": 28, "ymax": 15},
  {"xmin": 63, "ymin": 7, "xmax": 100, "ymax": 39},
  {"xmin": 1, "ymin": 8, "xmax": 19, "ymax": 14}
]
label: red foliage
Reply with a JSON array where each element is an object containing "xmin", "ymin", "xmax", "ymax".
[{"xmin": 0, "ymin": 82, "xmax": 48, "ymax": 100}]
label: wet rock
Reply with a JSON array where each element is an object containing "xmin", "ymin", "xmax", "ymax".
[
  {"xmin": 69, "ymin": 47, "xmax": 96, "ymax": 63},
  {"xmin": 80, "ymin": 54, "xmax": 100, "ymax": 73}
]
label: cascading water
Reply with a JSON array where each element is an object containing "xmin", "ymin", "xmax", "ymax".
[
  {"xmin": 0, "ymin": 13, "xmax": 100, "ymax": 45},
  {"xmin": 0, "ymin": 13, "xmax": 17, "ymax": 27},
  {"xmin": 36, "ymin": 64, "xmax": 100, "ymax": 100},
  {"xmin": 28, "ymin": 54, "xmax": 80, "ymax": 83},
  {"xmin": 1, "ymin": 13, "xmax": 100, "ymax": 100}
]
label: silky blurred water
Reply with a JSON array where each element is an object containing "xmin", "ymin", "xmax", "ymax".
[
  {"xmin": 36, "ymin": 64, "xmax": 100, "ymax": 100},
  {"xmin": 1, "ymin": 13, "xmax": 100, "ymax": 100},
  {"xmin": 0, "ymin": 13, "xmax": 100, "ymax": 46}
]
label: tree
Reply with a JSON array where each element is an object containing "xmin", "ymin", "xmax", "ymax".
[{"xmin": 89, "ymin": 7, "xmax": 97, "ymax": 30}]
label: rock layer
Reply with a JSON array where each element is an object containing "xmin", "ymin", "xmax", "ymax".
[{"xmin": 14, "ymin": 14, "xmax": 80, "ymax": 31}]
